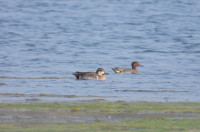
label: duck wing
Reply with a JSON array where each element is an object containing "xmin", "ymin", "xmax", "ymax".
[
  {"xmin": 112, "ymin": 67, "xmax": 133, "ymax": 74},
  {"xmin": 72, "ymin": 72, "xmax": 97, "ymax": 80}
]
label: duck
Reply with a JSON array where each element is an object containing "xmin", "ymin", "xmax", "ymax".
[
  {"xmin": 72, "ymin": 68, "xmax": 108, "ymax": 81},
  {"xmin": 112, "ymin": 61, "xmax": 143, "ymax": 74}
]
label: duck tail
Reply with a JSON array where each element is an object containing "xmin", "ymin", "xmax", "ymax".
[
  {"xmin": 112, "ymin": 67, "xmax": 121, "ymax": 74},
  {"xmin": 72, "ymin": 72, "xmax": 80, "ymax": 79},
  {"xmin": 112, "ymin": 67, "xmax": 119, "ymax": 73},
  {"xmin": 112, "ymin": 68, "xmax": 115, "ymax": 71}
]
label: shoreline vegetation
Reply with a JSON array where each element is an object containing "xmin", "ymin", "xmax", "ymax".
[{"xmin": 0, "ymin": 101, "xmax": 200, "ymax": 132}]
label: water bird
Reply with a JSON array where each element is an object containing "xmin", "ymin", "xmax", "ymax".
[
  {"xmin": 72, "ymin": 68, "xmax": 108, "ymax": 81},
  {"xmin": 112, "ymin": 61, "xmax": 143, "ymax": 74}
]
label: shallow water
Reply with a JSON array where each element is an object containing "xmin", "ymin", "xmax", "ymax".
[{"xmin": 0, "ymin": 0, "xmax": 200, "ymax": 102}]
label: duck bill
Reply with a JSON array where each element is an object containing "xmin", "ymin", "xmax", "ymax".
[
  {"xmin": 104, "ymin": 72, "xmax": 109, "ymax": 75},
  {"xmin": 139, "ymin": 64, "xmax": 144, "ymax": 67}
]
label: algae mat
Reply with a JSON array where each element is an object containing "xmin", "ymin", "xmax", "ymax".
[{"xmin": 0, "ymin": 102, "xmax": 200, "ymax": 132}]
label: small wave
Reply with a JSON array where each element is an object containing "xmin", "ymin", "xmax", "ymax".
[
  {"xmin": 143, "ymin": 50, "xmax": 167, "ymax": 53},
  {"xmin": 0, "ymin": 76, "xmax": 73, "ymax": 80},
  {"xmin": 115, "ymin": 90, "xmax": 191, "ymax": 93},
  {"xmin": 0, "ymin": 93, "xmax": 117, "ymax": 98},
  {"xmin": 0, "ymin": 83, "xmax": 7, "ymax": 86}
]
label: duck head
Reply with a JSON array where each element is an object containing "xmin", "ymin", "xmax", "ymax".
[
  {"xmin": 131, "ymin": 61, "xmax": 143, "ymax": 70},
  {"xmin": 96, "ymin": 68, "xmax": 108, "ymax": 75}
]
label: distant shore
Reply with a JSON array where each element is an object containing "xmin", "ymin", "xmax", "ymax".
[{"xmin": 1, "ymin": 101, "xmax": 200, "ymax": 132}]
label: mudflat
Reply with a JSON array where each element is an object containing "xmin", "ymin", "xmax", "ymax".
[{"xmin": 0, "ymin": 101, "xmax": 200, "ymax": 132}]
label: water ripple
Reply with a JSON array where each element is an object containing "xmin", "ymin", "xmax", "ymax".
[{"xmin": 0, "ymin": 0, "xmax": 200, "ymax": 102}]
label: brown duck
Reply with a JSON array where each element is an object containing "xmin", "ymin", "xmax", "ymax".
[
  {"xmin": 73, "ymin": 68, "xmax": 108, "ymax": 81},
  {"xmin": 112, "ymin": 61, "xmax": 143, "ymax": 74}
]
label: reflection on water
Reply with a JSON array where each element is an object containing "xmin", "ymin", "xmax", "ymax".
[{"xmin": 0, "ymin": 0, "xmax": 200, "ymax": 102}]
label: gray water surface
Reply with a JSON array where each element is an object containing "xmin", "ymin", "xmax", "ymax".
[{"xmin": 0, "ymin": 0, "xmax": 200, "ymax": 102}]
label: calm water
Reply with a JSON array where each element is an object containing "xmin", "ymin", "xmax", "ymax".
[{"xmin": 0, "ymin": 0, "xmax": 200, "ymax": 102}]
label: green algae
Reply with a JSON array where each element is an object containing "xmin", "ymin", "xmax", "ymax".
[
  {"xmin": 2, "ymin": 102, "xmax": 199, "ymax": 113},
  {"xmin": 1, "ymin": 119, "xmax": 200, "ymax": 132},
  {"xmin": 0, "ymin": 102, "xmax": 200, "ymax": 132}
]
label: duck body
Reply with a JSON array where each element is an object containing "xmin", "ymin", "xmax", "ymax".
[
  {"xmin": 112, "ymin": 68, "xmax": 139, "ymax": 74},
  {"xmin": 112, "ymin": 61, "xmax": 143, "ymax": 74},
  {"xmin": 72, "ymin": 68, "xmax": 107, "ymax": 81}
]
